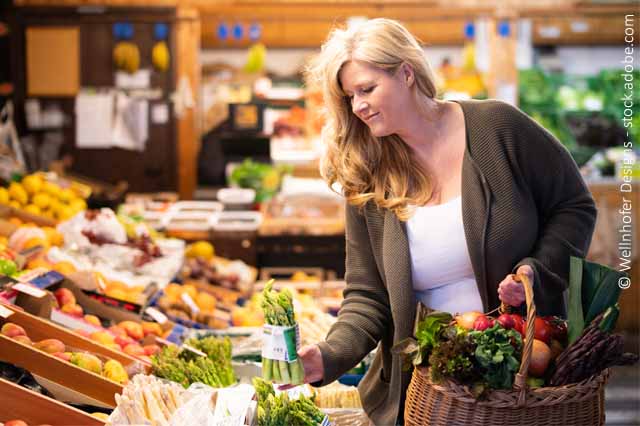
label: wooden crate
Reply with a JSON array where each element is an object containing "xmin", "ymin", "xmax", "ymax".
[
  {"xmin": 0, "ymin": 378, "xmax": 104, "ymax": 425},
  {"xmin": 0, "ymin": 302, "xmax": 147, "ymax": 369}
]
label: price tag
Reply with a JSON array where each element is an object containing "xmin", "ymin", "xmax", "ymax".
[
  {"xmin": 145, "ymin": 307, "xmax": 168, "ymax": 324},
  {"xmin": 13, "ymin": 283, "xmax": 47, "ymax": 298},
  {"xmin": 182, "ymin": 343, "xmax": 206, "ymax": 357},
  {"xmin": 181, "ymin": 293, "xmax": 200, "ymax": 315},
  {"xmin": 0, "ymin": 304, "xmax": 14, "ymax": 319}
]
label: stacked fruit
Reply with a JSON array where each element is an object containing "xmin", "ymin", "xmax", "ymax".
[
  {"xmin": 1, "ymin": 322, "xmax": 129, "ymax": 384},
  {"xmin": 80, "ymin": 320, "xmax": 163, "ymax": 363},
  {"xmin": 156, "ymin": 283, "xmax": 225, "ymax": 328},
  {"xmin": 0, "ymin": 174, "xmax": 87, "ymax": 221}
]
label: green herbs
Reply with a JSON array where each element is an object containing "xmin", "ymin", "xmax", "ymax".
[
  {"xmin": 151, "ymin": 340, "xmax": 236, "ymax": 388},
  {"xmin": 469, "ymin": 324, "xmax": 522, "ymax": 389},
  {"xmin": 428, "ymin": 326, "xmax": 480, "ymax": 386},
  {"xmin": 261, "ymin": 281, "xmax": 305, "ymax": 385},
  {"xmin": 252, "ymin": 377, "xmax": 326, "ymax": 426},
  {"xmin": 392, "ymin": 311, "xmax": 452, "ymax": 368}
]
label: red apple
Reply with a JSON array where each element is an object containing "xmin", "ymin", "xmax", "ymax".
[
  {"xmin": 528, "ymin": 339, "xmax": 552, "ymax": 377},
  {"xmin": 54, "ymin": 288, "xmax": 76, "ymax": 307},
  {"xmin": 497, "ymin": 314, "xmax": 516, "ymax": 330},
  {"xmin": 61, "ymin": 303, "xmax": 83, "ymax": 317},
  {"xmin": 123, "ymin": 343, "xmax": 146, "ymax": 357},
  {"xmin": 143, "ymin": 344, "xmax": 161, "ymax": 356}
]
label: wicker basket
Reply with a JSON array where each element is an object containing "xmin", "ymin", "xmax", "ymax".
[{"xmin": 404, "ymin": 274, "xmax": 610, "ymax": 426}]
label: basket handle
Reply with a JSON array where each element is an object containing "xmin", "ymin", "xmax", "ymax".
[{"xmin": 500, "ymin": 273, "xmax": 536, "ymax": 407}]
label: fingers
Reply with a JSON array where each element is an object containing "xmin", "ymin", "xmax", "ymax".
[
  {"xmin": 277, "ymin": 384, "xmax": 295, "ymax": 391},
  {"xmin": 498, "ymin": 275, "xmax": 525, "ymax": 306},
  {"xmin": 297, "ymin": 345, "xmax": 315, "ymax": 358}
]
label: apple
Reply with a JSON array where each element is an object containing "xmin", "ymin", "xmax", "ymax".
[
  {"xmin": 13, "ymin": 335, "xmax": 32, "ymax": 345},
  {"xmin": 54, "ymin": 288, "xmax": 76, "ymax": 307},
  {"xmin": 61, "ymin": 303, "xmax": 83, "ymax": 317},
  {"xmin": 143, "ymin": 344, "xmax": 161, "ymax": 356},
  {"xmin": 528, "ymin": 339, "xmax": 552, "ymax": 377},
  {"xmin": 84, "ymin": 314, "xmax": 101, "ymax": 326},
  {"xmin": 4, "ymin": 420, "xmax": 28, "ymax": 426},
  {"xmin": 1, "ymin": 322, "xmax": 27, "ymax": 338},
  {"xmin": 118, "ymin": 321, "xmax": 144, "ymax": 340},
  {"xmin": 123, "ymin": 343, "xmax": 145, "ymax": 357},
  {"xmin": 52, "ymin": 351, "xmax": 72, "ymax": 361}
]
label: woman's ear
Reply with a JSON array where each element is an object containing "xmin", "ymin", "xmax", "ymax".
[{"xmin": 401, "ymin": 63, "xmax": 415, "ymax": 86}]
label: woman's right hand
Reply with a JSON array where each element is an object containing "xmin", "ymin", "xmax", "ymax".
[{"xmin": 298, "ymin": 344, "xmax": 325, "ymax": 384}]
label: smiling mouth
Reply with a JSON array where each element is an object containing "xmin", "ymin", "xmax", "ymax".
[{"xmin": 364, "ymin": 113, "xmax": 379, "ymax": 121}]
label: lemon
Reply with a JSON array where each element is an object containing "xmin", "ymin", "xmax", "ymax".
[
  {"xmin": 59, "ymin": 188, "xmax": 75, "ymax": 203},
  {"xmin": 43, "ymin": 181, "xmax": 62, "ymax": 198},
  {"xmin": 23, "ymin": 204, "xmax": 41, "ymax": 216},
  {"xmin": 186, "ymin": 241, "xmax": 214, "ymax": 259},
  {"xmin": 32, "ymin": 192, "xmax": 51, "ymax": 209},
  {"xmin": 0, "ymin": 187, "xmax": 9, "ymax": 204},
  {"xmin": 56, "ymin": 205, "xmax": 74, "ymax": 221},
  {"xmin": 69, "ymin": 198, "xmax": 87, "ymax": 213},
  {"xmin": 22, "ymin": 174, "xmax": 43, "ymax": 195},
  {"xmin": 8, "ymin": 182, "xmax": 28, "ymax": 205}
]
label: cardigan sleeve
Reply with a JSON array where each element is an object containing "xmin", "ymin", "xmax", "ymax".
[
  {"xmin": 315, "ymin": 203, "xmax": 391, "ymax": 385},
  {"xmin": 508, "ymin": 105, "xmax": 597, "ymax": 316}
]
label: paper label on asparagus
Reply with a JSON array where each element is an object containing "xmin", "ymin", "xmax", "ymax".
[
  {"xmin": 262, "ymin": 323, "xmax": 300, "ymax": 362},
  {"xmin": 274, "ymin": 384, "xmax": 313, "ymax": 399},
  {"xmin": 212, "ymin": 384, "xmax": 255, "ymax": 426}
]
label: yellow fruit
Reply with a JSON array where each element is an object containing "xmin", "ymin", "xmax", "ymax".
[
  {"xmin": 92, "ymin": 413, "xmax": 110, "ymax": 421},
  {"xmin": 0, "ymin": 187, "xmax": 9, "ymax": 204},
  {"xmin": 7, "ymin": 216, "xmax": 22, "ymax": 225},
  {"xmin": 56, "ymin": 205, "xmax": 74, "ymax": 221},
  {"xmin": 27, "ymin": 257, "xmax": 52, "ymax": 270},
  {"xmin": 42, "ymin": 226, "xmax": 64, "ymax": 246},
  {"xmin": 8, "ymin": 182, "xmax": 28, "ymax": 205},
  {"xmin": 182, "ymin": 284, "xmax": 198, "ymax": 301},
  {"xmin": 59, "ymin": 188, "xmax": 75, "ymax": 203},
  {"xmin": 195, "ymin": 292, "xmax": 216, "ymax": 312},
  {"xmin": 105, "ymin": 288, "xmax": 128, "ymax": 300},
  {"xmin": 32, "ymin": 192, "xmax": 51, "ymax": 209},
  {"xmin": 262, "ymin": 170, "xmax": 280, "ymax": 191},
  {"xmin": 43, "ymin": 181, "xmax": 61, "ymax": 198},
  {"xmin": 152, "ymin": 41, "xmax": 170, "ymax": 71},
  {"xmin": 22, "ymin": 174, "xmax": 43, "ymax": 195},
  {"xmin": 186, "ymin": 241, "xmax": 214, "ymax": 260},
  {"xmin": 103, "ymin": 359, "xmax": 128, "ymax": 384},
  {"xmin": 42, "ymin": 208, "xmax": 56, "ymax": 220},
  {"xmin": 69, "ymin": 198, "xmax": 87, "ymax": 213},
  {"xmin": 22, "ymin": 237, "xmax": 48, "ymax": 250},
  {"xmin": 23, "ymin": 204, "xmax": 41, "ymax": 216},
  {"xmin": 52, "ymin": 261, "xmax": 77, "ymax": 276}
]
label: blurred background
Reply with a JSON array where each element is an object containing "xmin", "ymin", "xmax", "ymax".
[{"xmin": 0, "ymin": 1, "xmax": 638, "ymax": 423}]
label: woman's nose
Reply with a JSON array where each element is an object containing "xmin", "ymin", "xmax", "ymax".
[{"xmin": 353, "ymin": 99, "xmax": 369, "ymax": 115}]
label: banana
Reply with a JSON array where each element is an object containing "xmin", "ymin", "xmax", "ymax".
[
  {"xmin": 152, "ymin": 41, "xmax": 170, "ymax": 72},
  {"xmin": 113, "ymin": 41, "xmax": 140, "ymax": 74}
]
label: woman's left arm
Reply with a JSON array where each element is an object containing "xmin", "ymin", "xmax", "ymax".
[{"xmin": 501, "ymin": 105, "xmax": 597, "ymax": 315}]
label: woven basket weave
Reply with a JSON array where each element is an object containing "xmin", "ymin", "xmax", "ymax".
[{"xmin": 404, "ymin": 274, "xmax": 610, "ymax": 426}]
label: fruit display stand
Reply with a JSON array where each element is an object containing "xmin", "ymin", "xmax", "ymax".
[
  {"xmin": 0, "ymin": 304, "xmax": 126, "ymax": 408},
  {"xmin": 0, "ymin": 378, "xmax": 103, "ymax": 426},
  {"xmin": 0, "ymin": 333, "xmax": 123, "ymax": 408},
  {"xmin": 0, "ymin": 302, "xmax": 147, "ymax": 371},
  {"xmin": 0, "ymin": 204, "xmax": 56, "ymax": 227}
]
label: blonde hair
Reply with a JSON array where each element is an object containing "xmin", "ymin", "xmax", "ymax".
[{"xmin": 306, "ymin": 18, "xmax": 438, "ymax": 221}]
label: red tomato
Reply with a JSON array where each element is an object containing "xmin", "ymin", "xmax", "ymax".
[{"xmin": 528, "ymin": 317, "xmax": 552, "ymax": 344}]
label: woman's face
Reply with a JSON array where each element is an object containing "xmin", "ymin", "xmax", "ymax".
[{"xmin": 339, "ymin": 59, "xmax": 412, "ymax": 137}]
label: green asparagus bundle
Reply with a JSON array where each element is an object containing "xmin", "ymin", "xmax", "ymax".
[
  {"xmin": 151, "ymin": 343, "xmax": 236, "ymax": 388},
  {"xmin": 185, "ymin": 336, "xmax": 236, "ymax": 386},
  {"xmin": 252, "ymin": 377, "xmax": 328, "ymax": 426},
  {"xmin": 261, "ymin": 280, "xmax": 305, "ymax": 385}
]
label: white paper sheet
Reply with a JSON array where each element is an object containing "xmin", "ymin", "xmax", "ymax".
[{"xmin": 75, "ymin": 91, "xmax": 113, "ymax": 148}]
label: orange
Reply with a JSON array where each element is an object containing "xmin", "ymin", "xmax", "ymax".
[{"xmin": 52, "ymin": 261, "xmax": 77, "ymax": 276}]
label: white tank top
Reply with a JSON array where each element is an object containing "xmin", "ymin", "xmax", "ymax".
[{"xmin": 406, "ymin": 196, "xmax": 484, "ymax": 315}]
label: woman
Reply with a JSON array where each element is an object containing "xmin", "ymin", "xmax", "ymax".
[{"xmin": 298, "ymin": 18, "xmax": 596, "ymax": 425}]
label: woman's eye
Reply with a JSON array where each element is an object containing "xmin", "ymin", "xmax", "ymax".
[{"xmin": 362, "ymin": 86, "xmax": 374, "ymax": 94}]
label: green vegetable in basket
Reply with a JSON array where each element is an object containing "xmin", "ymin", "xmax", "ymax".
[
  {"xmin": 392, "ymin": 310, "xmax": 452, "ymax": 369},
  {"xmin": 469, "ymin": 323, "xmax": 522, "ymax": 390},
  {"xmin": 568, "ymin": 256, "xmax": 627, "ymax": 344}
]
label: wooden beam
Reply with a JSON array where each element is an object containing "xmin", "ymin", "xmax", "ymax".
[{"xmin": 175, "ymin": 6, "xmax": 200, "ymax": 200}]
